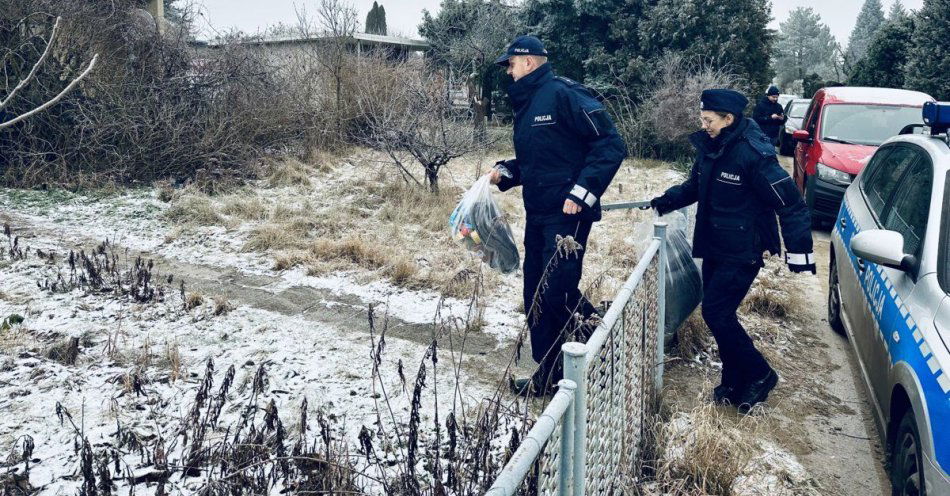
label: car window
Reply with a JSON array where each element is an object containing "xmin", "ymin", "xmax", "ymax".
[
  {"xmin": 882, "ymin": 157, "xmax": 932, "ymax": 255},
  {"xmin": 861, "ymin": 146, "xmax": 918, "ymax": 220},
  {"xmin": 789, "ymin": 103, "xmax": 808, "ymax": 118},
  {"xmin": 820, "ymin": 104, "xmax": 923, "ymax": 146}
]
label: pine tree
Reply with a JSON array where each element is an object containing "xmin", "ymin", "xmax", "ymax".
[
  {"xmin": 366, "ymin": 1, "xmax": 384, "ymax": 35},
  {"xmin": 365, "ymin": 2, "xmax": 375, "ymax": 34},
  {"xmin": 772, "ymin": 8, "xmax": 839, "ymax": 88},
  {"xmin": 849, "ymin": 13, "xmax": 915, "ymax": 88},
  {"xmin": 887, "ymin": 0, "xmax": 909, "ymax": 20},
  {"xmin": 521, "ymin": 0, "xmax": 604, "ymax": 83},
  {"xmin": 847, "ymin": 0, "xmax": 886, "ymax": 62},
  {"xmin": 904, "ymin": 0, "xmax": 950, "ymax": 100},
  {"xmin": 638, "ymin": 0, "xmax": 774, "ymax": 92},
  {"xmin": 377, "ymin": 5, "xmax": 387, "ymax": 36}
]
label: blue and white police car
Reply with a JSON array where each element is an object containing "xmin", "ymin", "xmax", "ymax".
[{"xmin": 829, "ymin": 101, "xmax": 950, "ymax": 495}]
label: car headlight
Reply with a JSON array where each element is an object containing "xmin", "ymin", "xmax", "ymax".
[{"xmin": 817, "ymin": 163, "xmax": 852, "ymax": 186}]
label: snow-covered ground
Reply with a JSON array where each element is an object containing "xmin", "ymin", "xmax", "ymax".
[
  {"xmin": 0, "ymin": 153, "xmax": 882, "ymax": 494},
  {"xmin": 0, "ymin": 185, "xmax": 523, "ymax": 493}
]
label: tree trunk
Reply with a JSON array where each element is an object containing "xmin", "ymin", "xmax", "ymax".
[
  {"xmin": 335, "ymin": 71, "xmax": 343, "ymax": 140},
  {"xmin": 426, "ymin": 167, "xmax": 439, "ymax": 193},
  {"xmin": 468, "ymin": 76, "xmax": 487, "ymax": 143}
]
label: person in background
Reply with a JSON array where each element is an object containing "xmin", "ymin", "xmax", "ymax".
[
  {"xmin": 650, "ymin": 89, "xmax": 814, "ymax": 413},
  {"xmin": 753, "ymin": 85, "xmax": 785, "ymax": 144},
  {"xmin": 489, "ymin": 35, "xmax": 627, "ymax": 396}
]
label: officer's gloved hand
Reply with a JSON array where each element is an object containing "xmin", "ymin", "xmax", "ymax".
[
  {"xmin": 649, "ymin": 197, "xmax": 672, "ymax": 216},
  {"xmin": 785, "ymin": 252, "xmax": 817, "ymax": 275}
]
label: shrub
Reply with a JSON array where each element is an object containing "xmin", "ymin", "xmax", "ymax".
[
  {"xmin": 0, "ymin": 1, "xmax": 310, "ymax": 188},
  {"xmin": 610, "ymin": 54, "xmax": 747, "ymax": 161}
]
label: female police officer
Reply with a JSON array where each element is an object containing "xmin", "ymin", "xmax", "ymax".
[{"xmin": 650, "ymin": 89, "xmax": 815, "ymax": 412}]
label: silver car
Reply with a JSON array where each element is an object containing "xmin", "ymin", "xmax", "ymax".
[
  {"xmin": 829, "ymin": 102, "xmax": 950, "ymax": 495},
  {"xmin": 779, "ymin": 98, "xmax": 812, "ymax": 156}
]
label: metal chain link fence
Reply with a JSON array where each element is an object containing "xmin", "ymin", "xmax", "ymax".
[
  {"xmin": 488, "ymin": 223, "xmax": 667, "ymax": 496},
  {"xmin": 581, "ymin": 257, "xmax": 659, "ymax": 493}
]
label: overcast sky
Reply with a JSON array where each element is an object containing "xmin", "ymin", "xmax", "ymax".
[{"xmin": 193, "ymin": 0, "xmax": 924, "ymax": 44}]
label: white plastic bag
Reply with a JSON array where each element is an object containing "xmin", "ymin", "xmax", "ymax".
[{"xmin": 448, "ymin": 175, "xmax": 520, "ymax": 273}]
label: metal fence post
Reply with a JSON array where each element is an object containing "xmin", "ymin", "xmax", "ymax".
[
  {"xmin": 562, "ymin": 342, "xmax": 587, "ymax": 496},
  {"xmin": 556, "ymin": 379, "xmax": 575, "ymax": 496},
  {"xmin": 653, "ymin": 222, "xmax": 668, "ymax": 394}
]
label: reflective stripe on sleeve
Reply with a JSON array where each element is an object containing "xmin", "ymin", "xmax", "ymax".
[
  {"xmin": 785, "ymin": 252, "xmax": 814, "ymax": 265},
  {"xmin": 570, "ymin": 184, "xmax": 598, "ymax": 207}
]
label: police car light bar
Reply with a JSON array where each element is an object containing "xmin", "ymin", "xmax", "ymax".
[{"xmin": 922, "ymin": 101, "xmax": 950, "ymax": 136}]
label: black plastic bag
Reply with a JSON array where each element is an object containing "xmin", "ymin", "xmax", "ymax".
[{"xmin": 635, "ymin": 209, "xmax": 702, "ymax": 347}]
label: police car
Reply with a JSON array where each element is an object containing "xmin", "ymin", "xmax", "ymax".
[{"xmin": 829, "ymin": 101, "xmax": 950, "ymax": 495}]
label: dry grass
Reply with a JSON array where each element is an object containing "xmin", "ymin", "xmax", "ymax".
[
  {"xmin": 309, "ymin": 237, "xmax": 390, "ymax": 270},
  {"xmin": 265, "ymin": 157, "xmax": 315, "ymax": 188},
  {"xmin": 164, "ymin": 339, "xmax": 183, "ymax": 382},
  {"xmin": 673, "ymin": 311, "xmax": 710, "ymax": 360},
  {"xmin": 374, "ymin": 181, "xmax": 458, "ymax": 233},
  {"xmin": 244, "ymin": 223, "xmax": 310, "ymax": 252},
  {"xmin": 184, "ymin": 291, "xmax": 204, "ymax": 311},
  {"xmin": 273, "ymin": 250, "xmax": 311, "ymax": 271},
  {"xmin": 651, "ymin": 398, "xmax": 768, "ymax": 495},
  {"xmin": 212, "ymin": 295, "xmax": 234, "ymax": 316},
  {"xmin": 383, "ymin": 257, "xmax": 419, "ymax": 286},
  {"xmin": 136, "ymin": 335, "xmax": 153, "ymax": 368},
  {"xmin": 164, "ymin": 194, "xmax": 225, "ymax": 226},
  {"xmin": 219, "ymin": 194, "xmax": 269, "ymax": 221},
  {"xmin": 741, "ymin": 263, "xmax": 808, "ymax": 321},
  {"xmin": 45, "ymin": 337, "xmax": 80, "ymax": 366}
]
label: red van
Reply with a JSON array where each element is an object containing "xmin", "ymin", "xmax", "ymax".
[{"xmin": 791, "ymin": 86, "xmax": 934, "ymax": 226}]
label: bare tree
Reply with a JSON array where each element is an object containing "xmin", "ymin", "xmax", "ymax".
[
  {"xmin": 295, "ymin": 0, "xmax": 359, "ymax": 141},
  {"xmin": 354, "ymin": 58, "xmax": 486, "ymax": 193},
  {"xmin": 0, "ymin": 17, "xmax": 98, "ymax": 131}
]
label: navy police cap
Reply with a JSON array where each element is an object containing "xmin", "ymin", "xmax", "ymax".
[
  {"xmin": 495, "ymin": 35, "xmax": 549, "ymax": 66},
  {"xmin": 700, "ymin": 89, "xmax": 749, "ymax": 116}
]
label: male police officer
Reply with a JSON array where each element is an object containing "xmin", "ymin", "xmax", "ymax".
[
  {"xmin": 650, "ymin": 89, "xmax": 814, "ymax": 412},
  {"xmin": 489, "ymin": 36, "xmax": 627, "ymax": 396},
  {"xmin": 752, "ymin": 86, "xmax": 785, "ymax": 144}
]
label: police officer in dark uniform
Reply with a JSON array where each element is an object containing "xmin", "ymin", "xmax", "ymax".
[
  {"xmin": 489, "ymin": 35, "xmax": 627, "ymax": 396},
  {"xmin": 650, "ymin": 89, "xmax": 814, "ymax": 412},
  {"xmin": 752, "ymin": 86, "xmax": 785, "ymax": 144}
]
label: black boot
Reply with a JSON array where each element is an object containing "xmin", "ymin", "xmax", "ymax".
[
  {"xmin": 712, "ymin": 383, "xmax": 741, "ymax": 405},
  {"xmin": 736, "ymin": 369, "xmax": 778, "ymax": 413}
]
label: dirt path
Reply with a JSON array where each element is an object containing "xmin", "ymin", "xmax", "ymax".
[{"xmin": 779, "ymin": 156, "xmax": 891, "ymax": 494}]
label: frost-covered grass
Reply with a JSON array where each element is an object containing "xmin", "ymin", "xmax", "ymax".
[{"xmin": 0, "ymin": 149, "xmax": 831, "ymax": 494}]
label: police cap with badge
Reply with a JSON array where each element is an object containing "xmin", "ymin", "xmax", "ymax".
[{"xmin": 494, "ymin": 35, "xmax": 549, "ymax": 66}]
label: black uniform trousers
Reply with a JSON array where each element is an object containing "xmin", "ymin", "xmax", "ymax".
[
  {"xmin": 700, "ymin": 258, "xmax": 773, "ymax": 387},
  {"xmin": 523, "ymin": 219, "xmax": 598, "ymax": 386}
]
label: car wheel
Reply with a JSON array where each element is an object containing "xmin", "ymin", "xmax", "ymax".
[
  {"xmin": 804, "ymin": 175, "xmax": 824, "ymax": 229},
  {"xmin": 827, "ymin": 253, "xmax": 845, "ymax": 335},
  {"xmin": 891, "ymin": 409, "xmax": 926, "ymax": 496}
]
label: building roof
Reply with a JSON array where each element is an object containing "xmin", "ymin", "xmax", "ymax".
[
  {"xmin": 821, "ymin": 86, "xmax": 934, "ymax": 106},
  {"xmin": 200, "ymin": 32, "xmax": 429, "ymax": 50}
]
